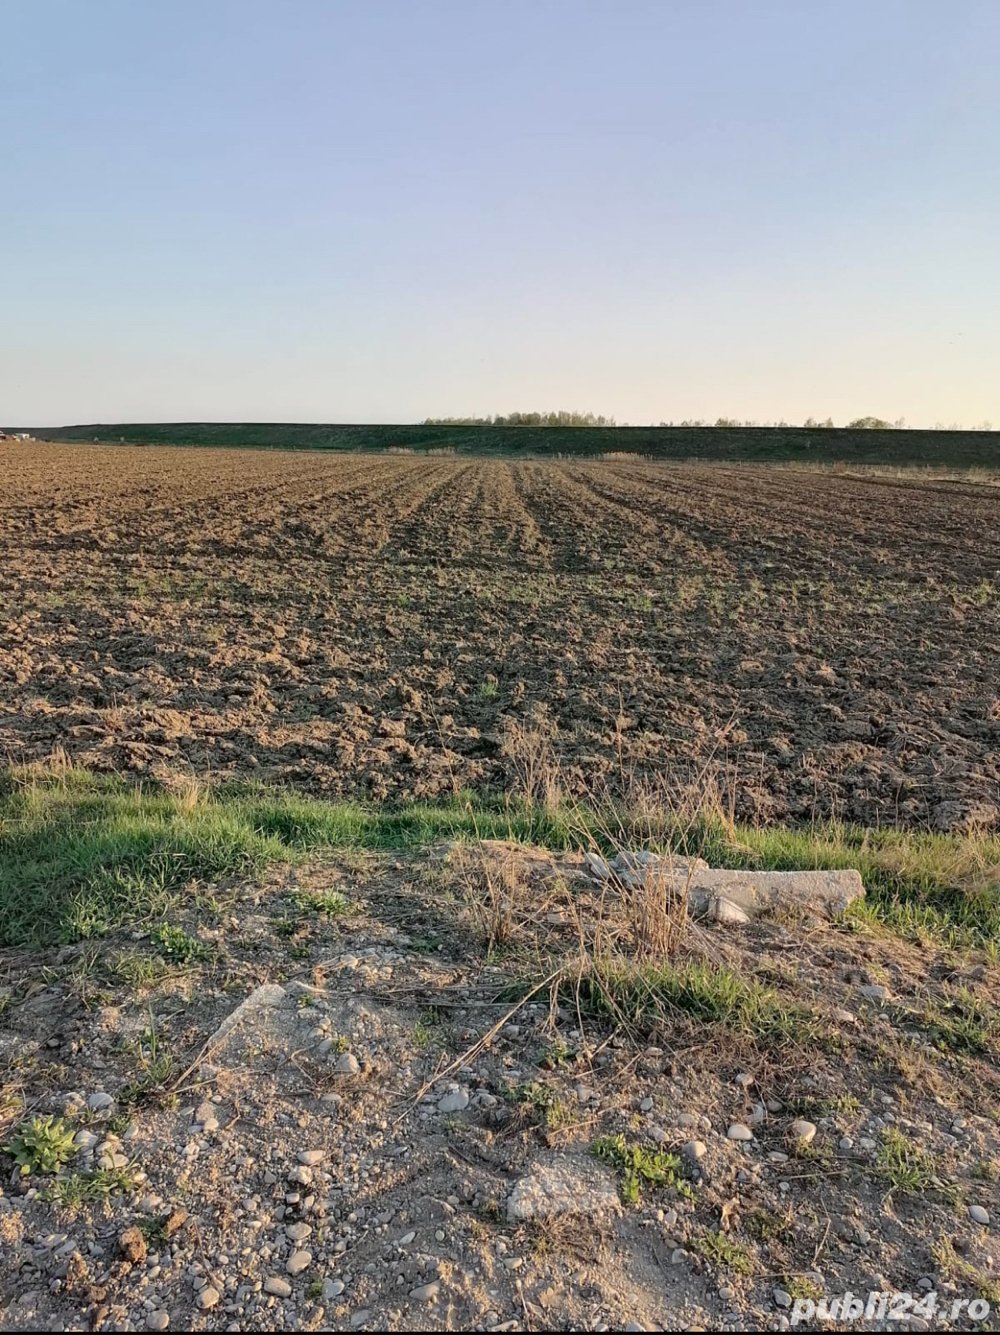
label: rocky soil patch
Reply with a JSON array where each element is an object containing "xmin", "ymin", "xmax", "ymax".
[{"xmin": 1, "ymin": 841, "xmax": 998, "ymax": 1331}]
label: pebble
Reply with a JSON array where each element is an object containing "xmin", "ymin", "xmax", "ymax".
[
  {"xmin": 322, "ymin": 1279, "xmax": 345, "ymax": 1300},
  {"xmin": 197, "ymin": 1287, "xmax": 220, "ymax": 1310},
  {"xmin": 774, "ymin": 1288, "xmax": 792, "ymax": 1308},
  {"xmin": 410, "ymin": 1281, "xmax": 440, "ymax": 1302},
  {"xmin": 87, "ymin": 1092, "xmax": 114, "ymax": 1112},
  {"xmin": 683, "ymin": 1140, "xmax": 707, "ymax": 1162},
  {"xmin": 264, "ymin": 1277, "xmax": 292, "ymax": 1298},
  {"xmin": 146, "ymin": 1316, "xmax": 169, "ymax": 1332},
  {"xmin": 969, "ymin": 1205, "xmax": 990, "ymax": 1226},
  {"xmin": 287, "ymin": 1250, "xmax": 312, "ymax": 1275},
  {"xmin": 790, "ymin": 1119, "xmax": 817, "ymax": 1145},
  {"xmin": 859, "ymin": 984, "xmax": 889, "ymax": 1005},
  {"xmin": 335, "ymin": 1053, "xmax": 360, "ymax": 1075},
  {"xmin": 350, "ymin": 1312, "xmax": 371, "ymax": 1328},
  {"xmin": 727, "ymin": 1123, "xmax": 753, "ymax": 1141},
  {"xmin": 286, "ymin": 1222, "xmax": 312, "ymax": 1243},
  {"xmin": 438, "ymin": 1089, "xmax": 470, "ymax": 1114},
  {"xmin": 298, "ymin": 1150, "xmax": 325, "ymax": 1166}
]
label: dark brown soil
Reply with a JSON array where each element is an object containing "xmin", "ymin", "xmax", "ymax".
[{"xmin": 2, "ymin": 443, "xmax": 998, "ymax": 829}]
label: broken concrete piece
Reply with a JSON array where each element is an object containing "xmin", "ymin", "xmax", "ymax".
[
  {"xmin": 687, "ymin": 868, "xmax": 864, "ymax": 921},
  {"xmin": 610, "ymin": 851, "xmax": 710, "ymax": 883},
  {"xmin": 584, "ymin": 849, "xmax": 863, "ymax": 920},
  {"xmin": 587, "ymin": 849, "xmax": 712, "ymax": 888},
  {"xmin": 201, "ymin": 983, "xmax": 290, "ymax": 1066},
  {"xmin": 506, "ymin": 1155, "xmax": 622, "ymax": 1223},
  {"xmin": 711, "ymin": 895, "xmax": 751, "ymax": 925},
  {"xmin": 208, "ymin": 984, "xmax": 288, "ymax": 1047},
  {"xmin": 584, "ymin": 851, "xmax": 612, "ymax": 879}
]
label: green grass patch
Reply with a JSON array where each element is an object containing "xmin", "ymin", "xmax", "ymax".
[
  {"xmin": 0, "ymin": 767, "xmax": 575, "ymax": 947},
  {"xmin": 690, "ymin": 1229, "xmax": 756, "ymax": 1274},
  {"xmin": 875, "ymin": 1127, "xmax": 940, "ymax": 1195},
  {"xmin": 592, "ymin": 1133, "xmax": 692, "ymax": 1205},
  {"xmin": 44, "ymin": 1167, "xmax": 135, "ymax": 1207},
  {"xmin": 2, "ymin": 763, "xmax": 996, "ymax": 951},
  {"xmin": 151, "ymin": 923, "xmax": 210, "ymax": 963},
  {"xmin": 570, "ymin": 958, "xmax": 816, "ymax": 1048},
  {"xmin": 902, "ymin": 988, "xmax": 997, "ymax": 1056}
]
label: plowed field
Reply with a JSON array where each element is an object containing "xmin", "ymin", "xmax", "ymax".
[{"xmin": 3, "ymin": 443, "xmax": 998, "ymax": 830}]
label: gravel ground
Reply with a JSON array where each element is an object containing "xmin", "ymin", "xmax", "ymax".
[{"xmin": 1, "ymin": 843, "xmax": 998, "ymax": 1332}]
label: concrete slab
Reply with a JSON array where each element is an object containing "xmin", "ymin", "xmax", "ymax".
[
  {"xmin": 688, "ymin": 868, "xmax": 864, "ymax": 920},
  {"xmin": 507, "ymin": 1154, "xmax": 622, "ymax": 1223}
]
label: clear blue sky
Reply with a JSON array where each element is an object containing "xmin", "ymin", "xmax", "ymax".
[{"xmin": 3, "ymin": 0, "xmax": 998, "ymax": 426}]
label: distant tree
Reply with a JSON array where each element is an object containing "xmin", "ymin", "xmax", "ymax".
[
  {"xmin": 423, "ymin": 410, "xmax": 616, "ymax": 427},
  {"xmin": 846, "ymin": 416, "xmax": 894, "ymax": 429}
]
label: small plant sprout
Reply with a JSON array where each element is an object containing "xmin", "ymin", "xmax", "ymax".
[{"xmin": 6, "ymin": 1115, "xmax": 77, "ymax": 1176}]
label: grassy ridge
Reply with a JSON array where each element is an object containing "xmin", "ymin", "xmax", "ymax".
[
  {"xmin": 1, "ymin": 766, "xmax": 997, "ymax": 949},
  {"xmin": 28, "ymin": 421, "xmax": 1000, "ymax": 466}
]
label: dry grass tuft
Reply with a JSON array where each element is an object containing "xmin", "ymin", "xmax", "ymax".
[{"xmin": 500, "ymin": 711, "xmax": 564, "ymax": 810}]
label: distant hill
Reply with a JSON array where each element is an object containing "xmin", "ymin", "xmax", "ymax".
[{"xmin": 28, "ymin": 421, "xmax": 1000, "ymax": 466}]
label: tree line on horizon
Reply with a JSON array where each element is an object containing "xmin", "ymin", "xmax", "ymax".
[{"xmin": 423, "ymin": 412, "xmax": 994, "ymax": 430}]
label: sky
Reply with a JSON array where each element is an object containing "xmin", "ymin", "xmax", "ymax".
[{"xmin": 2, "ymin": 0, "xmax": 999, "ymax": 427}]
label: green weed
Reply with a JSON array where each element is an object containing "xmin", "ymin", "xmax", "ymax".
[
  {"xmin": 875, "ymin": 1128, "xmax": 939, "ymax": 1195},
  {"xmin": 5, "ymin": 1115, "xmax": 77, "ymax": 1176},
  {"xmin": 592, "ymin": 1133, "xmax": 692, "ymax": 1205},
  {"xmin": 691, "ymin": 1229, "xmax": 756, "ymax": 1274}
]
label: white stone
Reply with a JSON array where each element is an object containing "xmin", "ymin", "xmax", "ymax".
[
  {"xmin": 727, "ymin": 1123, "xmax": 753, "ymax": 1141},
  {"xmin": 88, "ymin": 1092, "xmax": 114, "ymax": 1112},
  {"xmin": 789, "ymin": 1119, "xmax": 817, "ymax": 1146},
  {"xmin": 507, "ymin": 1155, "xmax": 621, "ymax": 1223},
  {"xmin": 969, "ymin": 1205, "xmax": 990, "ymax": 1226},
  {"xmin": 197, "ymin": 1287, "xmax": 220, "ymax": 1310},
  {"xmin": 438, "ymin": 1089, "xmax": 470, "ymax": 1114},
  {"xmin": 286, "ymin": 1249, "xmax": 312, "ymax": 1275},
  {"xmin": 410, "ymin": 1281, "xmax": 440, "ymax": 1302},
  {"xmin": 264, "ymin": 1277, "xmax": 292, "ymax": 1298},
  {"xmin": 194, "ymin": 1102, "xmax": 219, "ymax": 1132}
]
